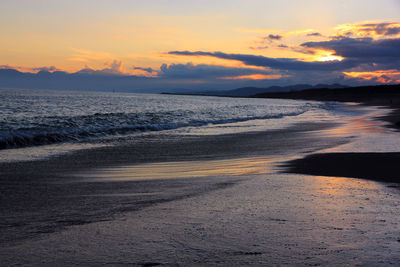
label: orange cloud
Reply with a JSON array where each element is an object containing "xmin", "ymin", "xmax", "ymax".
[
  {"xmin": 130, "ymin": 68, "xmax": 158, "ymax": 78},
  {"xmin": 220, "ymin": 74, "xmax": 286, "ymax": 80},
  {"xmin": 312, "ymin": 50, "xmax": 344, "ymax": 62},
  {"xmin": 335, "ymin": 22, "xmax": 400, "ymax": 38},
  {"xmin": 343, "ymin": 70, "xmax": 400, "ymax": 83}
]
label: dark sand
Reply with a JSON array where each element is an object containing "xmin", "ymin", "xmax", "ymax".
[{"xmin": 285, "ymin": 152, "xmax": 400, "ymax": 184}]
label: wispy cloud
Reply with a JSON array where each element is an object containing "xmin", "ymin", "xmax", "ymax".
[
  {"xmin": 265, "ymin": 34, "xmax": 283, "ymax": 41},
  {"xmin": 335, "ymin": 22, "xmax": 400, "ymax": 37},
  {"xmin": 307, "ymin": 32, "xmax": 323, "ymax": 37},
  {"xmin": 68, "ymin": 48, "xmax": 115, "ymax": 63},
  {"xmin": 344, "ymin": 70, "xmax": 400, "ymax": 83}
]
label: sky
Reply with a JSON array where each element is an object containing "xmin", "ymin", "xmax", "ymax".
[{"xmin": 0, "ymin": 0, "xmax": 400, "ymax": 92}]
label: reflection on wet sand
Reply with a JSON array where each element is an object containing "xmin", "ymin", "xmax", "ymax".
[
  {"xmin": 320, "ymin": 112, "xmax": 388, "ymax": 138},
  {"xmin": 311, "ymin": 175, "xmax": 380, "ymax": 197},
  {"xmin": 76, "ymin": 156, "xmax": 291, "ymax": 182}
]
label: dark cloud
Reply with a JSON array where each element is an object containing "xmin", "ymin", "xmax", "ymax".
[
  {"xmin": 265, "ymin": 34, "xmax": 282, "ymax": 41},
  {"xmin": 307, "ymin": 32, "xmax": 322, "ymax": 37},
  {"xmin": 250, "ymin": 34, "xmax": 283, "ymax": 49},
  {"xmin": 159, "ymin": 63, "xmax": 273, "ymax": 79},
  {"xmin": 301, "ymin": 37, "xmax": 400, "ymax": 59},
  {"xmin": 334, "ymin": 22, "xmax": 400, "ymax": 38},
  {"xmin": 133, "ymin": 66, "xmax": 154, "ymax": 73},
  {"xmin": 290, "ymin": 46, "xmax": 316, "ymax": 55},
  {"xmin": 273, "ymin": 45, "xmax": 316, "ymax": 54},
  {"xmin": 168, "ymin": 51, "xmax": 359, "ymax": 71},
  {"xmin": 358, "ymin": 22, "xmax": 400, "ymax": 36},
  {"xmin": 267, "ymin": 34, "xmax": 282, "ymax": 40},
  {"xmin": 32, "ymin": 66, "xmax": 60, "ymax": 72},
  {"xmin": 249, "ymin": 45, "xmax": 269, "ymax": 50}
]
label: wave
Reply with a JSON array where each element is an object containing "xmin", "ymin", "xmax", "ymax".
[{"xmin": 0, "ymin": 109, "xmax": 312, "ymax": 150}]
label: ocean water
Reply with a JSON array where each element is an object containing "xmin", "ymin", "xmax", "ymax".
[{"xmin": 0, "ymin": 88, "xmax": 354, "ymax": 162}]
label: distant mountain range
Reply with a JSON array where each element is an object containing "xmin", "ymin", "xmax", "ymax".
[{"xmin": 167, "ymin": 83, "xmax": 349, "ymax": 97}]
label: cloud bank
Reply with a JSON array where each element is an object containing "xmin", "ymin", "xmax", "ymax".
[{"xmin": 168, "ymin": 51, "xmax": 359, "ymax": 71}]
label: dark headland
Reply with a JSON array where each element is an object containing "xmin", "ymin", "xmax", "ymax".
[{"xmin": 252, "ymin": 84, "xmax": 400, "ymax": 107}]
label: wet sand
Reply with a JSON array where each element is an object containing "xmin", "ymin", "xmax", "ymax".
[{"xmin": 2, "ymin": 105, "xmax": 400, "ymax": 265}]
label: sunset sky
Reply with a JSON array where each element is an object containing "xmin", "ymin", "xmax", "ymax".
[{"xmin": 1, "ymin": 0, "xmax": 400, "ymax": 91}]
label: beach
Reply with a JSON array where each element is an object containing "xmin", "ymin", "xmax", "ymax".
[{"xmin": 1, "ymin": 90, "xmax": 400, "ymax": 265}]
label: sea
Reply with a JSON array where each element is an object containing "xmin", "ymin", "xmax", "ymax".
[{"xmin": 0, "ymin": 87, "xmax": 355, "ymax": 162}]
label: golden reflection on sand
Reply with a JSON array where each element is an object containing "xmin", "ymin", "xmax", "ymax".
[
  {"xmin": 311, "ymin": 175, "xmax": 380, "ymax": 197},
  {"xmin": 78, "ymin": 156, "xmax": 287, "ymax": 182},
  {"xmin": 321, "ymin": 114, "xmax": 387, "ymax": 137}
]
